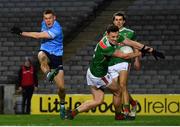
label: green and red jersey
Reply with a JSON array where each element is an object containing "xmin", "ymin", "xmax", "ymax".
[
  {"xmin": 90, "ymin": 36, "xmax": 116, "ymax": 77},
  {"xmin": 108, "ymin": 27, "xmax": 136, "ymax": 66},
  {"xmin": 117, "ymin": 27, "xmax": 136, "ymax": 43}
]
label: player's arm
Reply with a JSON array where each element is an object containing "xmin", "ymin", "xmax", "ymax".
[
  {"xmin": 113, "ymin": 49, "xmax": 142, "ymax": 59},
  {"xmin": 131, "ymin": 32, "xmax": 141, "ymax": 70},
  {"xmin": 21, "ymin": 31, "xmax": 50, "ymax": 39},
  {"xmin": 123, "ymin": 38, "xmax": 153, "ymax": 51},
  {"xmin": 11, "ymin": 26, "xmax": 51, "ymax": 39},
  {"xmin": 102, "ymin": 44, "xmax": 141, "ymax": 60},
  {"xmin": 133, "ymin": 49, "xmax": 141, "ymax": 71},
  {"xmin": 122, "ymin": 38, "xmax": 165, "ymax": 60}
]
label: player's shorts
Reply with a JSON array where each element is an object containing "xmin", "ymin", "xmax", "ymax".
[
  {"xmin": 40, "ymin": 50, "xmax": 63, "ymax": 69},
  {"xmin": 86, "ymin": 68, "xmax": 113, "ymax": 88},
  {"xmin": 108, "ymin": 62, "xmax": 129, "ymax": 79}
]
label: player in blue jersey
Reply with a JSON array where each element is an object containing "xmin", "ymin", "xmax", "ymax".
[{"xmin": 11, "ymin": 9, "xmax": 66, "ymax": 119}]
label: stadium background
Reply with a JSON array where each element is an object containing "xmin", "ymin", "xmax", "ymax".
[{"xmin": 0, "ymin": 0, "xmax": 180, "ymax": 117}]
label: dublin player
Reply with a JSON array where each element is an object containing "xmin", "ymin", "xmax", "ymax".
[{"xmin": 11, "ymin": 10, "xmax": 66, "ymax": 119}]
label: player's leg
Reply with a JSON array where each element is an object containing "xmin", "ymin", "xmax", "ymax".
[
  {"xmin": 128, "ymin": 63, "xmax": 138, "ymax": 117},
  {"xmin": 38, "ymin": 51, "xmax": 50, "ymax": 75},
  {"xmin": 119, "ymin": 69, "xmax": 135, "ymax": 120},
  {"xmin": 54, "ymin": 70, "xmax": 66, "ymax": 119},
  {"xmin": 119, "ymin": 70, "xmax": 130, "ymax": 115},
  {"xmin": 107, "ymin": 80, "xmax": 124, "ymax": 120},
  {"xmin": 54, "ymin": 70, "xmax": 65, "ymax": 102},
  {"xmin": 129, "ymin": 94, "xmax": 138, "ymax": 117},
  {"xmin": 108, "ymin": 63, "xmax": 128, "ymax": 119},
  {"xmin": 66, "ymin": 68, "xmax": 107, "ymax": 119},
  {"xmin": 66, "ymin": 86, "xmax": 104, "ymax": 119},
  {"xmin": 38, "ymin": 50, "xmax": 59, "ymax": 82},
  {"xmin": 49, "ymin": 55, "xmax": 66, "ymax": 119},
  {"xmin": 38, "ymin": 51, "xmax": 66, "ymax": 119},
  {"xmin": 77, "ymin": 86, "xmax": 104, "ymax": 112}
]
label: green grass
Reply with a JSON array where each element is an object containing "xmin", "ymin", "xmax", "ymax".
[{"xmin": 0, "ymin": 115, "xmax": 180, "ymax": 126}]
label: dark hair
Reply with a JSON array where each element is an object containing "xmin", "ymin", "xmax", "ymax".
[
  {"xmin": 43, "ymin": 9, "xmax": 55, "ymax": 16},
  {"xmin": 106, "ymin": 24, "xmax": 119, "ymax": 34},
  {"xmin": 112, "ymin": 11, "xmax": 126, "ymax": 21}
]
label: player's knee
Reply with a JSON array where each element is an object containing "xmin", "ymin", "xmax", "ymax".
[
  {"xmin": 119, "ymin": 82, "xmax": 126, "ymax": 90},
  {"xmin": 38, "ymin": 54, "xmax": 48, "ymax": 64},
  {"xmin": 111, "ymin": 89, "xmax": 120, "ymax": 98},
  {"xmin": 115, "ymin": 90, "xmax": 121, "ymax": 97},
  {"xmin": 38, "ymin": 51, "xmax": 45, "ymax": 59}
]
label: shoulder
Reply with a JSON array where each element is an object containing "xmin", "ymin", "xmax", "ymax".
[
  {"xmin": 99, "ymin": 37, "xmax": 112, "ymax": 49},
  {"xmin": 50, "ymin": 21, "xmax": 62, "ymax": 33},
  {"xmin": 98, "ymin": 37, "xmax": 116, "ymax": 55},
  {"xmin": 123, "ymin": 27, "xmax": 135, "ymax": 33},
  {"xmin": 41, "ymin": 21, "xmax": 46, "ymax": 27},
  {"xmin": 54, "ymin": 21, "xmax": 62, "ymax": 28},
  {"xmin": 122, "ymin": 27, "xmax": 136, "ymax": 39}
]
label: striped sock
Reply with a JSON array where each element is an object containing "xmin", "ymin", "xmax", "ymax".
[
  {"xmin": 130, "ymin": 100, "xmax": 137, "ymax": 107},
  {"xmin": 123, "ymin": 104, "xmax": 130, "ymax": 115}
]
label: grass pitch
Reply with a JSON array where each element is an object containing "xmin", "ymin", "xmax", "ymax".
[{"xmin": 0, "ymin": 115, "xmax": 180, "ymax": 126}]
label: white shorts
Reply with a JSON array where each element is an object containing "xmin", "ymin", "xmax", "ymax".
[
  {"xmin": 108, "ymin": 62, "xmax": 129, "ymax": 79},
  {"xmin": 86, "ymin": 68, "xmax": 113, "ymax": 88}
]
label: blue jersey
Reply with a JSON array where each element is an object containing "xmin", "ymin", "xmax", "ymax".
[{"xmin": 40, "ymin": 20, "xmax": 63, "ymax": 56}]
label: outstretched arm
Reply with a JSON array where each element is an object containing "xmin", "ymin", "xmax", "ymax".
[
  {"xmin": 123, "ymin": 38, "xmax": 153, "ymax": 51},
  {"xmin": 11, "ymin": 26, "xmax": 51, "ymax": 39},
  {"xmin": 123, "ymin": 38, "xmax": 165, "ymax": 60},
  {"xmin": 21, "ymin": 31, "xmax": 50, "ymax": 39},
  {"xmin": 133, "ymin": 49, "xmax": 141, "ymax": 71}
]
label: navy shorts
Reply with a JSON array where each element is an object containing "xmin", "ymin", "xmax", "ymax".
[{"xmin": 40, "ymin": 50, "xmax": 63, "ymax": 69}]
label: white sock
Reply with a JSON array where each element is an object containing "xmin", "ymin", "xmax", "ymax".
[{"xmin": 60, "ymin": 104, "xmax": 65, "ymax": 109}]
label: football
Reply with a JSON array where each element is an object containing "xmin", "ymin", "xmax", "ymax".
[{"xmin": 120, "ymin": 46, "xmax": 134, "ymax": 54}]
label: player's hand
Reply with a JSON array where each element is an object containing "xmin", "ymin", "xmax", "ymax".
[
  {"xmin": 152, "ymin": 49, "xmax": 165, "ymax": 61},
  {"xmin": 11, "ymin": 26, "xmax": 22, "ymax": 35},
  {"xmin": 140, "ymin": 45, "xmax": 151, "ymax": 57}
]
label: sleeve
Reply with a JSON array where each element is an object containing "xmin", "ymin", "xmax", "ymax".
[
  {"xmin": 103, "ymin": 31, "xmax": 107, "ymax": 37},
  {"xmin": 131, "ymin": 31, "xmax": 137, "ymax": 41},
  {"xmin": 101, "ymin": 46, "xmax": 116, "ymax": 56},
  {"xmin": 117, "ymin": 35, "xmax": 125, "ymax": 43}
]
